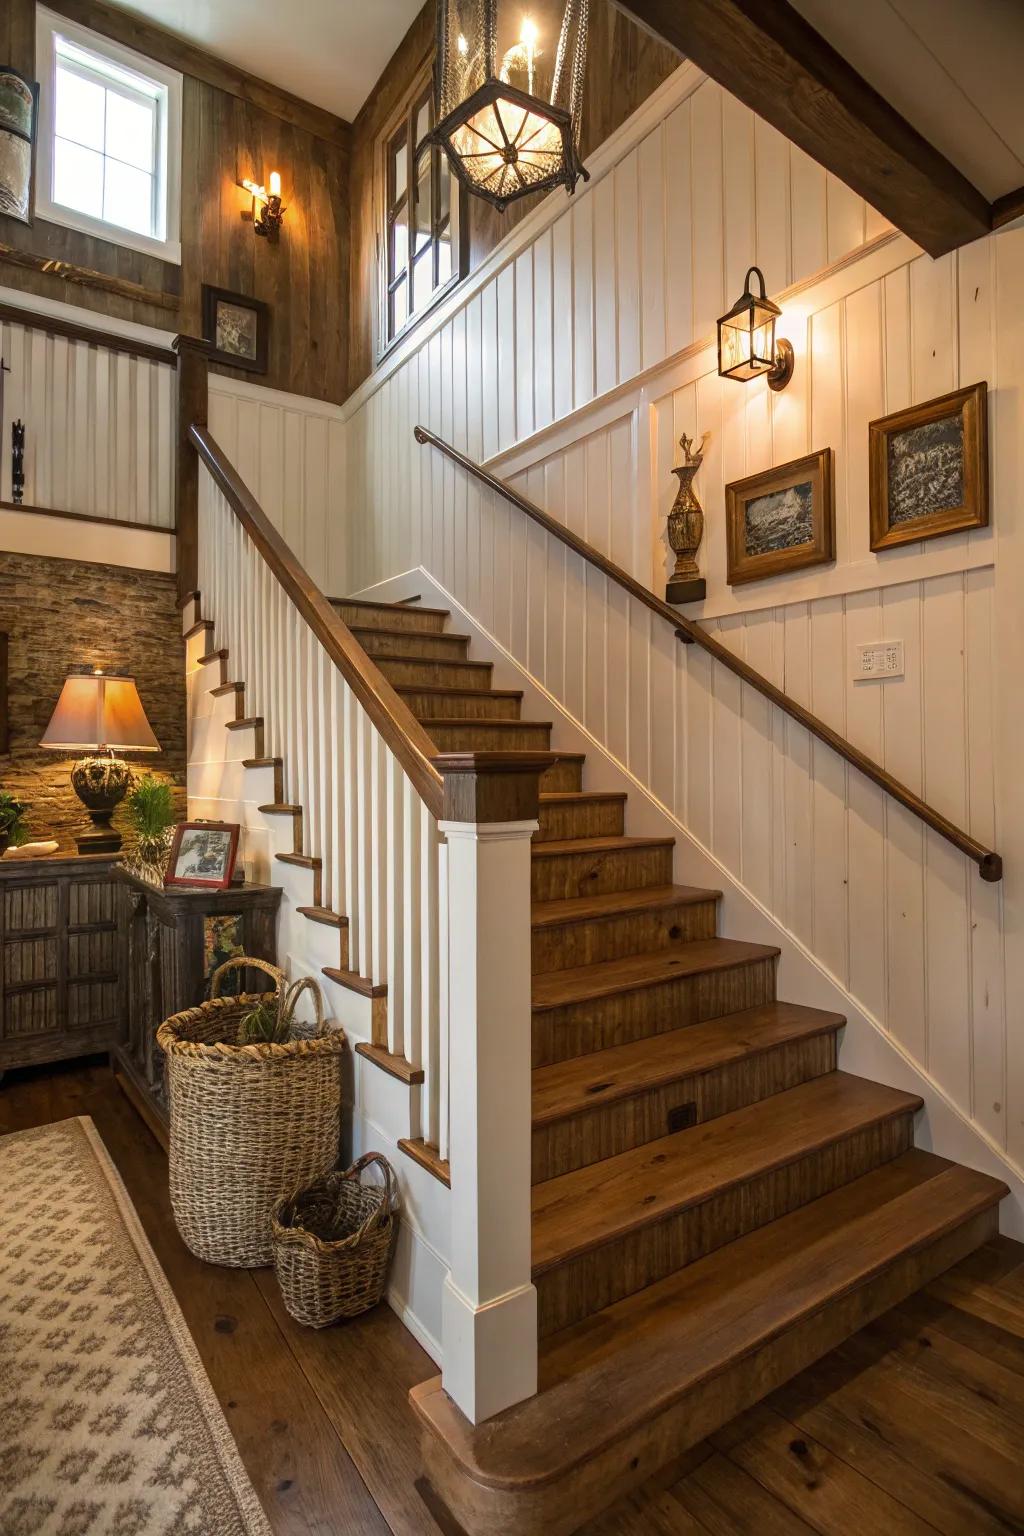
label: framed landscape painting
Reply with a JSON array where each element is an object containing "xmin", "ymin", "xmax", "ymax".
[
  {"xmin": 869, "ymin": 382, "xmax": 988, "ymax": 551},
  {"xmin": 201, "ymin": 285, "xmax": 269, "ymax": 374},
  {"xmin": 725, "ymin": 449, "xmax": 835, "ymax": 586}
]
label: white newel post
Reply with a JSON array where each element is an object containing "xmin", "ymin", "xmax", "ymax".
[{"xmin": 436, "ymin": 754, "xmax": 551, "ymax": 1425}]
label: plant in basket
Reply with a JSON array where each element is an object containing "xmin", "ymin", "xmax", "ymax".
[{"xmin": 157, "ymin": 958, "xmax": 346, "ymax": 1267}]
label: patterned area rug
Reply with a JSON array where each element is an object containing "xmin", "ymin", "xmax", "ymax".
[{"xmin": 0, "ymin": 1116, "xmax": 272, "ymax": 1536}]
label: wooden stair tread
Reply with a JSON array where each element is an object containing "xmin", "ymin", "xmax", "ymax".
[
  {"xmin": 395, "ymin": 685, "xmax": 523, "ymax": 700},
  {"xmin": 198, "ymin": 648, "xmax": 228, "ymax": 665},
  {"xmin": 419, "ymin": 717, "xmax": 553, "ymax": 730},
  {"xmin": 532, "ymin": 938, "xmax": 779, "ymax": 1010},
  {"xmin": 225, "ymin": 715, "xmax": 262, "ymax": 730},
  {"xmin": 330, "ymin": 596, "xmax": 451, "ymax": 618},
  {"xmin": 530, "ymin": 1071, "xmax": 923, "ymax": 1274},
  {"xmin": 276, "ymin": 852, "xmax": 320, "ymax": 868},
  {"xmin": 296, "ymin": 905, "xmax": 347, "ymax": 928},
  {"xmin": 376, "ymin": 652, "xmax": 490, "ymax": 670},
  {"xmin": 243, "ymin": 756, "xmax": 282, "ymax": 768},
  {"xmin": 412, "ymin": 1150, "xmax": 1007, "ymax": 1489},
  {"xmin": 531, "ymin": 1001, "xmax": 846, "ymax": 1126},
  {"xmin": 259, "ymin": 802, "xmax": 300, "ymax": 814},
  {"xmin": 532, "ymin": 883, "xmax": 719, "ymax": 927},
  {"xmin": 355, "ymin": 1041, "xmax": 423, "ymax": 1083},
  {"xmin": 538, "ymin": 791, "xmax": 627, "ymax": 806},
  {"xmin": 349, "ymin": 625, "xmax": 471, "ymax": 644},
  {"xmin": 323, "ymin": 965, "xmax": 387, "ymax": 999},
  {"xmin": 531, "ymin": 834, "xmax": 674, "ymax": 860}
]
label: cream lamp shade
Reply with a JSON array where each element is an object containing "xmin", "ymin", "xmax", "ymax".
[{"xmin": 40, "ymin": 672, "xmax": 160, "ymax": 753}]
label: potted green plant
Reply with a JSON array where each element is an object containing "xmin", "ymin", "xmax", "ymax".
[
  {"xmin": 123, "ymin": 775, "xmax": 176, "ymax": 881},
  {"xmin": 0, "ymin": 790, "xmax": 28, "ymax": 856}
]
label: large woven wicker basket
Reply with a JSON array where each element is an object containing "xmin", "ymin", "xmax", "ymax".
[
  {"xmin": 270, "ymin": 1152, "xmax": 398, "ymax": 1327},
  {"xmin": 157, "ymin": 957, "xmax": 346, "ymax": 1267}
]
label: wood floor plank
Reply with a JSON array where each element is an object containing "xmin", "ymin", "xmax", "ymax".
[
  {"xmin": 672, "ymin": 1452, "xmax": 820, "ymax": 1536},
  {"xmin": 710, "ymin": 1402, "xmax": 940, "ymax": 1534},
  {"xmin": 253, "ymin": 1271, "xmax": 447, "ymax": 1536}
]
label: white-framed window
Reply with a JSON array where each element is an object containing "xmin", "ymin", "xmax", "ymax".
[{"xmin": 35, "ymin": 6, "xmax": 183, "ymax": 264}]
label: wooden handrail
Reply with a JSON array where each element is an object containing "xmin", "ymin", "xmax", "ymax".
[
  {"xmin": 192, "ymin": 424, "xmax": 446, "ymax": 819},
  {"xmin": 414, "ymin": 424, "xmax": 1003, "ymax": 883},
  {"xmin": 0, "ymin": 298, "xmax": 176, "ymax": 365}
]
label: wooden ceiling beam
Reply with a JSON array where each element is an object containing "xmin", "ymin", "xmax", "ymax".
[{"xmin": 613, "ymin": 0, "xmax": 992, "ymax": 258}]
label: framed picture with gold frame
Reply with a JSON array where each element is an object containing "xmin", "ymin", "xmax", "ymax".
[
  {"xmin": 869, "ymin": 382, "xmax": 988, "ymax": 552},
  {"xmin": 725, "ymin": 449, "xmax": 835, "ymax": 586}
]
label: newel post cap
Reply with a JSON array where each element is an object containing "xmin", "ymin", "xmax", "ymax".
[{"xmin": 433, "ymin": 751, "xmax": 556, "ymax": 824}]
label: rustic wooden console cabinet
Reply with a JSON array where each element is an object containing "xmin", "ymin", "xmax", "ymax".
[
  {"xmin": 111, "ymin": 868, "xmax": 281, "ymax": 1141},
  {"xmin": 0, "ymin": 854, "xmax": 121, "ymax": 1074}
]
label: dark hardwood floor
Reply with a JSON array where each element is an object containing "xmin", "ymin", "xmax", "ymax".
[{"xmin": 2, "ymin": 1057, "xmax": 1023, "ymax": 1536}]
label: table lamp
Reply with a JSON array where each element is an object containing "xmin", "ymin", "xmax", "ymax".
[{"xmin": 40, "ymin": 669, "xmax": 160, "ymax": 853}]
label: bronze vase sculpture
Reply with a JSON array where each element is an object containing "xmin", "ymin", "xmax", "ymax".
[{"xmin": 666, "ymin": 432, "xmax": 708, "ymax": 604}]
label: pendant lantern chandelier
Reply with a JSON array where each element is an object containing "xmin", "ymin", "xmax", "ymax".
[{"xmin": 430, "ymin": 0, "xmax": 590, "ymax": 211}]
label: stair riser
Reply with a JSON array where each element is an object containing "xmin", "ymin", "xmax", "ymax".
[
  {"xmin": 376, "ymin": 658, "xmax": 494, "ymax": 690},
  {"xmin": 532, "ymin": 897, "xmax": 718, "ymax": 973},
  {"xmin": 334, "ymin": 603, "xmax": 446, "ymax": 633},
  {"xmin": 354, "ymin": 630, "xmax": 471, "ymax": 659},
  {"xmin": 531, "ymin": 845, "xmax": 673, "ymax": 902},
  {"xmin": 532, "ymin": 1032, "xmax": 838, "ymax": 1183},
  {"xmin": 535, "ymin": 1112, "xmax": 915, "ymax": 1335},
  {"xmin": 535, "ymin": 800, "xmax": 625, "ymax": 843},
  {"xmin": 540, "ymin": 760, "xmax": 584, "ymax": 793},
  {"xmin": 532, "ymin": 958, "xmax": 777, "ymax": 1067},
  {"xmin": 421, "ymin": 1205, "xmax": 998, "ymax": 1536},
  {"xmin": 403, "ymin": 690, "xmax": 521, "ymax": 720},
  {"xmin": 426, "ymin": 723, "xmax": 553, "ymax": 750}
]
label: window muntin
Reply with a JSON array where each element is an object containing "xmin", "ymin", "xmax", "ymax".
[
  {"xmin": 35, "ymin": 8, "xmax": 182, "ymax": 264},
  {"xmin": 383, "ymin": 85, "xmax": 460, "ymax": 351}
]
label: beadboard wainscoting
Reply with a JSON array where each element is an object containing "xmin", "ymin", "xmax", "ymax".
[
  {"xmin": 208, "ymin": 376, "xmax": 348, "ymax": 596},
  {"xmin": 0, "ymin": 297, "xmax": 175, "ymax": 527},
  {"xmin": 337, "ymin": 60, "xmax": 1024, "ymax": 1205}
]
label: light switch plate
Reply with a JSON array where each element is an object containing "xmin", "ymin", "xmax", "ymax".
[{"xmin": 853, "ymin": 640, "xmax": 904, "ymax": 681}]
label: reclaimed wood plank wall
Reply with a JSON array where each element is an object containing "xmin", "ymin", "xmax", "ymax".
[{"xmin": 0, "ymin": 0, "xmax": 350, "ymax": 403}]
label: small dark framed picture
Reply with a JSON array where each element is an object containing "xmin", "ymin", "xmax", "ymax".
[
  {"xmin": 165, "ymin": 821, "xmax": 240, "ymax": 889},
  {"xmin": 869, "ymin": 381, "xmax": 988, "ymax": 552},
  {"xmin": 201, "ymin": 285, "xmax": 269, "ymax": 374},
  {"xmin": 725, "ymin": 448, "xmax": 835, "ymax": 586}
]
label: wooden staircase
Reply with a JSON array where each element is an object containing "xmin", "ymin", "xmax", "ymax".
[{"xmin": 201, "ymin": 591, "xmax": 1008, "ymax": 1535}]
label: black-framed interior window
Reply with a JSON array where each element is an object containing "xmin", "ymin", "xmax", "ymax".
[{"xmin": 383, "ymin": 85, "xmax": 463, "ymax": 350}]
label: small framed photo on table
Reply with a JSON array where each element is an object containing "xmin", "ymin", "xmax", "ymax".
[
  {"xmin": 869, "ymin": 382, "xmax": 988, "ymax": 551},
  {"xmin": 165, "ymin": 822, "xmax": 240, "ymax": 890},
  {"xmin": 725, "ymin": 448, "xmax": 835, "ymax": 586},
  {"xmin": 201, "ymin": 285, "xmax": 269, "ymax": 374}
]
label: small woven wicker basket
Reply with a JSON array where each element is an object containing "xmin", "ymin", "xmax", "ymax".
[
  {"xmin": 157, "ymin": 957, "xmax": 346, "ymax": 1268},
  {"xmin": 271, "ymin": 1152, "xmax": 398, "ymax": 1327}
]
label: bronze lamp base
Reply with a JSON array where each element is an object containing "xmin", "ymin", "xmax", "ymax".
[{"xmin": 70, "ymin": 754, "xmax": 132, "ymax": 854}]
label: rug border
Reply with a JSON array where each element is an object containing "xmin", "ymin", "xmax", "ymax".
[{"xmin": 69, "ymin": 1114, "xmax": 274, "ymax": 1536}]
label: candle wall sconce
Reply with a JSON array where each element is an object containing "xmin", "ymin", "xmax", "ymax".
[
  {"xmin": 240, "ymin": 171, "xmax": 285, "ymax": 240},
  {"xmin": 666, "ymin": 432, "xmax": 708, "ymax": 605}
]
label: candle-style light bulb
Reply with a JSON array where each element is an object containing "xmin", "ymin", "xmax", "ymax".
[
  {"xmin": 268, "ymin": 171, "xmax": 282, "ymax": 199},
  {"xmin": 520, "ymin": 16, "xmax": 538, "ymax": 94}
]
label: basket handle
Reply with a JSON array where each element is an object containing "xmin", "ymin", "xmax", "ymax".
[
  {"xmin": 346, "ymin": 1152, "xmax": 398, "ymax": 1239},
  {"xmin": 211, "ymin": 955, "xmax": 285, "ymax": 999},
  {"xmin": 280, "ymin": 974, "xmax": 328, "ymax": 1037}
]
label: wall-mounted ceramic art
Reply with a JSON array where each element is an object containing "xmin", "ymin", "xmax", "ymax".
[{"xmin": 0, "ymin": 68, "xmax": 38, "ymax": 225}]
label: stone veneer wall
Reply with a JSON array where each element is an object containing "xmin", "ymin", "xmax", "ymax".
[{"xmin": 0, "ymin": 552, "xmax": 186, "ymax": 853}]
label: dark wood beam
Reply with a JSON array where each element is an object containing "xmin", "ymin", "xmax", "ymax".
[
  {"xmin": 45, "ymin": 0, "xmax": 351, "ymax": 147},
  {"xmin": 991, "ymin": 184, "xmax": 1024, "ymax": 231},
  {"xmin": 613, "ymin": 0, "xmax": 992, "ymax": 259}
]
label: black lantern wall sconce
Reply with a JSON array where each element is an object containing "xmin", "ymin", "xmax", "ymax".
[
  {"xmin": 429, "ymin": 0, "xmax": 590, "ymax": 212},
  {"xmin": 717, "ymin": 265, "xmax": 794, "ymax": 392},
  {"xmin": 240, "ymin": 171, "xmax": 285, "ymax": 240}
]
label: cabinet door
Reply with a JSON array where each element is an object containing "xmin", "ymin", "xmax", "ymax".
[{"xmin": 1, "ymin": 883, "xmax": 59, "ymax": 1045}]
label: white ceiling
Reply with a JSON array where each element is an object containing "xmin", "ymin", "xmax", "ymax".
[
  {"xmin": 790, "ymin": 0, "xmax": 1024, "ymax": 202},
  {"xmin": 106, "ymin": 0, "xmax": 426, "ymax": 122}
]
